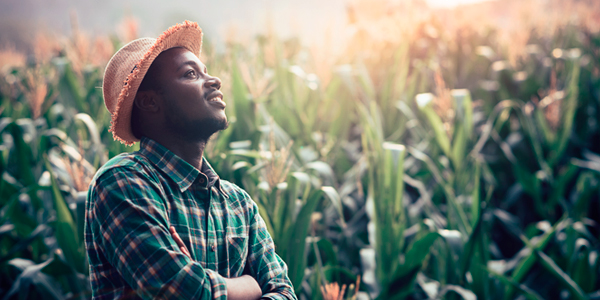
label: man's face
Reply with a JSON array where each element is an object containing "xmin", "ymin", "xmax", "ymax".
[{"xmin": 151, "ymin": 47, "xmax": 228, "ymax": 142}]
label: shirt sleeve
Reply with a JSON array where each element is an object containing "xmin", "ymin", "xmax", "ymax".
[
  {"xmin": 245, "ymin": 196, "xmax": 298, "ymax": 300},
  {"xmin": 89, "ymin": 167, "xmax": 227, "ymax": 300}
]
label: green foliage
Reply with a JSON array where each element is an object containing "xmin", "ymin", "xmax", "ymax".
[{"xmin": 1, "ymin": 5, "xmax": 600, "ymax": 300}]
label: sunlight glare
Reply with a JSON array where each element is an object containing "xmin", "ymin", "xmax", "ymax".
[{"xmin": 426, "ymin": 0, "xmax": 494, "ymax": 8}]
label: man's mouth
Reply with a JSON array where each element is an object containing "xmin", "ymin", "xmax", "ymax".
[
  {"xmin": 208, "ymin": 95, "xmax": 222, "ymax": 102},
  {"xmin": 206, "ymin": 92, "xmax": 226, "ymax": 108}
]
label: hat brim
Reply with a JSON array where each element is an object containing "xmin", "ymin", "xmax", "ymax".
[{"xmin": 109, "ymin": 20, "xmax": 203, "ymax": 145}]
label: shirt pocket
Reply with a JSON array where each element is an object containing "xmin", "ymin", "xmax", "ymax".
[{"xmin": 226, "ymin": 234, "xmax": 248, "ymax": 277}]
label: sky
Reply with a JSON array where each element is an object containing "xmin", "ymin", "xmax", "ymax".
[
  {"xmin": 427, "ymin": 0, "xmax": 492, "ymax": 8},
  {"xmin": 0, "ymin": 0, "xmax": 492, "ymax": 50}
]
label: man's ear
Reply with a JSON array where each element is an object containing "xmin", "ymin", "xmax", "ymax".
[{"xmin": 134, "ymin": 91, "xmax": 160, "ymax": 113}]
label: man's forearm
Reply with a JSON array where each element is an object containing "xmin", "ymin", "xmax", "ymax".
[
  {"xmin": 224, "ymin": 275, "xmax": 262, "ymax": 300},
  {"xmin": 171, "ymin": 227, "xmax": 262, "ymax": 300}
]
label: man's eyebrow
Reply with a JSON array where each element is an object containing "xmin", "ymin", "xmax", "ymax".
[{"xmin": 176, "ymin": 60, "xmax": 203, "ymax": 71}]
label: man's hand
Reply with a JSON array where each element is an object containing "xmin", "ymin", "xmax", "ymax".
[
  {"xmin": 169, "ymin": 227, "xmax": 263, "ymax": 300},
  {"xmin": 170, "ymin": 226, "xmax": 192, "ymax": 258},
  {"xmin": 224, "ymin": 275, "xmax": 262, "ymax": 300}
]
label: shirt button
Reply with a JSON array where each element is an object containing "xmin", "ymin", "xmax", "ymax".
[{"xmin": 198, "ymin": 178, "xmax": 205, "ymax": 183}]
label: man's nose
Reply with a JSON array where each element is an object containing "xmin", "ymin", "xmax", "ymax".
[{"xmin": 204, "ymin": 76, "xmax": 221, "ymax": 90}]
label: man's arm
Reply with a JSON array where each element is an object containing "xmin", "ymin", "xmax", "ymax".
[
  {"xmin": 170, "ymin": 227, "xmax": 262, "ymax": 300},
  {"xmin": 244, "ymin": 197, "xmax": 297, "ymax": 300},
  {"xmin": 88, "ymin": 167, "xmax": 228, "ymax": 300}
]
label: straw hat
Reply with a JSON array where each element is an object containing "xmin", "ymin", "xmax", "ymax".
[{"xmin": 103, "ymin": 20, "xmax": 203, "ymax": 145}]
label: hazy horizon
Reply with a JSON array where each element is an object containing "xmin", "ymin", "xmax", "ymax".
[{"xmin": 0, "ymin": 0, "xmax": 493, "ymax": 52}]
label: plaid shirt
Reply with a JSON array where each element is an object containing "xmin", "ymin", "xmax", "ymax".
[{"xmin": 85, "ymin": 137, "xmax": 296, "ymax": 300}]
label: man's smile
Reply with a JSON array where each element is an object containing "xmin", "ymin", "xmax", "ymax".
[{"xmin": 207, "ymin": 91, "xmax": 226, "ymax": 108}]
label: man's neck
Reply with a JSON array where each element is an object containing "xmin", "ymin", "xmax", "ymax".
[{"xmin": 145, "ymin": 134, "xmax": 207, "ymax": 171}]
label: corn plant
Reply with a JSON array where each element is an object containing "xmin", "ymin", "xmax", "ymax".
[
  {"xmin": 2, "ymin": 2, "xmax": 600, "ymax": 299},
  {"xmin": 0, "ymin": 112, "xmax": 96, "ymax": 299}
]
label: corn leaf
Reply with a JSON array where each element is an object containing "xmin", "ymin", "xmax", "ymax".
[
  {"xmin": 287, "ymin": 188, "xmax": 323, "ymax": 294},
  {"xmin": 536, "ymin": 250, "xmax": 587, "ymax": 300},
  {"xmin": 43, "ymin": 156, "xmax": 85, "ymax": 274}
]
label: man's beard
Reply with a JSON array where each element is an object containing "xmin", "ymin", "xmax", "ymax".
[
  {"xmin": 189, "ymin": 117, "xmax": 229, "ymax": 141},
  {"xmin": 163, "ymin": 106, "xmax": 229, "ymax": 143}
]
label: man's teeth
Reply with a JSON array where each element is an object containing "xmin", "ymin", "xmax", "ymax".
[{"xmin": 209, "ymin": 97, "xmax": 221, "ymax": 102}]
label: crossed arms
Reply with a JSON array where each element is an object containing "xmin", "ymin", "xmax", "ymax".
[
  {"xmin": 86, "ymin": 167, "xmax": 296, "ymax": 300},
  {"xmin": 169, "ymin": 226, "xmax": 262, "ymax": 300}
]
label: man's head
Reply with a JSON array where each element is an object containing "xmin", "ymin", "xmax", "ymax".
[
  {"xmin": 103, "ymin": 21, "xmax": 226, "ymax": 145},
  {"xmin": 131, "ymin": 47, "xmax": 228, "ymax": 142}
]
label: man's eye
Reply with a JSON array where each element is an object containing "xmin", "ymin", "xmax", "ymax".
[{"xmin": 186, "ymin": 70, "xmax": 197, "ymax": 78}]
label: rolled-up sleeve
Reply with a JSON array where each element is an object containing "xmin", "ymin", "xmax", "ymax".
[
  {"xmin": 245, "ymin": 199, "xmax": 297, "ymax": 300},
  {"xmin": 89, "ymin": 167, "xmax": 227, "ymax": 300}
]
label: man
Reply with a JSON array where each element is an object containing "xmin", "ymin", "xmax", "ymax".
[{"xmin": 85, "ymin": 20, "xmax": 296, "ymax": 300}]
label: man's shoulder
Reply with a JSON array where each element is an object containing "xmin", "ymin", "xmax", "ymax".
[
  {"xmin": 218, "ymin": 179, "xmax": 258, "ymax": 209},
  {"xmin": 90, "ymin": 151, "xmax": 154, "ymax": 187},
  {"xmin": 218, "ymin": 179, "xmax": 246, "ymax": 196}
]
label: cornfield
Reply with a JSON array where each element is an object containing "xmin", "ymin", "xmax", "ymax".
[{"xmin": 1, "ymin": 0, "xmax": 600, "ymax": 299}]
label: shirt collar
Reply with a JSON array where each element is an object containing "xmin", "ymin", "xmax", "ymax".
[{"xmin": 139, "ymin": 137, "xmax": 223, "ymax": 193}]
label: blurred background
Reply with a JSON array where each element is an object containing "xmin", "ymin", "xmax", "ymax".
[
  {"xmin": 1, "ymin": 0, "xmax": 600, "ymax": 299},
  {"xmin": 0, "ymin": 0, "xmax": 492, "ymax": 51}
]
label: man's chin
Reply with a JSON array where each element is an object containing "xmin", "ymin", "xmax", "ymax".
[
  {"xmin": 218, "ymin": 118, "xmax": 230, "ymax": 131},
  {"xmin": 211, "ymin": 117, "xmax": 229, "ymax": 134},
  {"xmin": 193, "ymin": 117, "xmax": 229, "ymax": 141}
]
